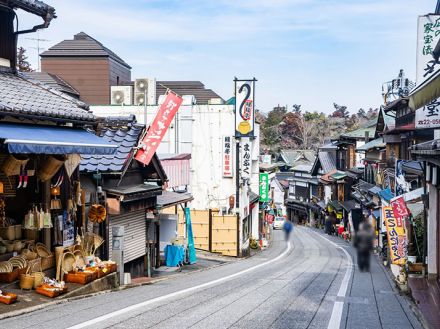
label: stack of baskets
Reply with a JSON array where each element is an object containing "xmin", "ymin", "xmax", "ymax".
[
  {"xmin": 34, "ymin": 243, "xmax": 55, "ymax": 271},
  {"xmin": 19, "ymin": 258, "xmax": 44, "ymax": 290}
]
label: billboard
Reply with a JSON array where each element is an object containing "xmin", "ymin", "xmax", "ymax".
[
  {"xmin": 222, "ymin": 136, "xmax": 233, "ymax": 177},
  {"xmin": 259, "ymin": 173, "xmax": 269, "ymax": 202}
]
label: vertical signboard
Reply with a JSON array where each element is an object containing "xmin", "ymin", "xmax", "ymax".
[
  {"xmin": 135, "ymin": 91, "xmax": 183, "ymax": 165},
  {"xmin": 259, "ymin": 173, "xmax": 269, "ymax": 202},
  {"xmin": 240, "ymin": 137, "xmax": 252, "ymax": 180},
  {"xmin": 416, "ymin": 15, "xmax": 440, "ymax": 129},
  {"xmin": 235, "ymin": 79, "xmax": 256, "ymax": 138},
  {"xmin": 382, "ymin": 206, "xmax": 407, "ymax": 265},
  {"xmin": 222, "ymin": 136, "xmax": 233, "ymax": 177}
]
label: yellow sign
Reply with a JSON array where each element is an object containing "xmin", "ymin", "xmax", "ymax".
[{"xmin": 382, "ymin": 206, "xmax": 407, "ymax": 265}]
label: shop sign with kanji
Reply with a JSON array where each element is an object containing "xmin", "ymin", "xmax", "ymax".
[
  {"xmin": 222, "ymin": 136, "xmax": 233, "ymax": 177},
  {"xmin": 416, "ymin": 15, "xmax": 440, "ymax": 129},
  {"xmin": 235, "ymin": 79, "xmax": 256, "ymax": 138},
  {"xmin": 240, "ymin": 138, "xmax": 252, "ymax": 180},
  {"xmin": 135, "ymin": 91, "xmax": 183, "ymax": 165},
  {"xmin": 390, "ymin": 196, "xmax": 410, "ymax": 221},
  {"xmin": 382, "ymin": 206, "xmax": 407, "ymax": 265},
  {"xmin": 259, "ymin": 173, "xmax": 269, "ymax": 202}
]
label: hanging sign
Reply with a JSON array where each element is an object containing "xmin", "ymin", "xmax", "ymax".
[
  {"xmin": 135, "ymin": 91, "xmax": 183, "ymax": 165},
  {"xmin": 235, "ymin": 79, "xmax": 256, "ymax": 137},
  {"xmin": 259, "ymin": 173, "xmax": 269, "ymax": 202},
  {"xmin": 415, "ymin": 15, "xmax": 440, "ymax": 128},
  {"xmin": 240, "ymin": 138, "xmax": 252, "ymax": 180},
  {"xmin": 391, "ymin": 196, "xmax": 410, "ymax": 220},
  {"xmin": 382, "ymin": 206, "xmax": 407, "ymax": 265},
  {"xmin": 222, "ymin": 136, "xmax": 233, "ymax": 177}
]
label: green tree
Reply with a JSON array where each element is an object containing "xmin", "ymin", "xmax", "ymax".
[{"xmin": 16, "ymin": 47, "xmax": 34, "ymax": 72}]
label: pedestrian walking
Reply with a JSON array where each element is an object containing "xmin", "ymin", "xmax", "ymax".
[
  {"xmin": 283, "ymin": 219, "xmax": 293, "ymax": 241},
  {"xmin": 354, "ymin": 221, "xmax": 374, "ymax": 272}
]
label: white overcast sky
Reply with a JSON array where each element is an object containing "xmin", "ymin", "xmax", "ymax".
[{"xmin": 17, "ymin": 0, "xmax": 436, "ymax": 114}]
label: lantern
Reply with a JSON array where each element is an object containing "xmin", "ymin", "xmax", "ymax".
[
  {"xmin": 0, "ymin": 181, "xmax": 3, "ymax": 194},
  {"xmin": 50, "ymin": 186, "xmax": 60, "ymax": 196}
]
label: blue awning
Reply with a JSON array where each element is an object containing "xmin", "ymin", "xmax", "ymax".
[
  {"xmin": 378, "ymin": 188, "xmax": 394, "ymax": 202},
  {"xmin": 0, "ymin": 123, "xmax": 117, "ymax": 155}
]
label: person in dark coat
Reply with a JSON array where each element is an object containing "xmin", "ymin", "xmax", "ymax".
[
  {"xmin": 324, "ymin": 212, "xmax": 332, "ymax": 235},
  {"xmin": 354, "ymin": 221, "xmax": 374, "ymax": 272}
]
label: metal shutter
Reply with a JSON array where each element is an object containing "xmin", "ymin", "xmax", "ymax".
[{"xmin": 108, "ymin": 210, "xmax": 146, "ymax": 264}]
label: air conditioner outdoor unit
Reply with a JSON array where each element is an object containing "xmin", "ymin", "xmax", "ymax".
[
  {"xmin": 134, "ymin": 78, "xmax": 152, "ymax": 106},
  {"xmin": 111, "ymin": 86, "xmax": 133, "ymax": 105}
]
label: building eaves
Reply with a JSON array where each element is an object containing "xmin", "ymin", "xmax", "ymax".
[
  {"xmin": 23, "ymin": 72, "xmax": 80, "ymax": 97},
  {"xmin": 7, "ymin": 0, "xmax": 56, "ymax": 20}
]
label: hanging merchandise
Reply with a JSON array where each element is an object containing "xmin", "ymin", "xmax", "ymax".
[
  {"xmin": 24, "ymin": 209, "xmax": 35, "ymax": 229},
  {"xmin": 38, "ymin": 155, "xmax": 66, "ymax": 182},
  {"xmin": 1, "ymin": 155, "xmax": 29, "ymax": 177},
  {"xmin": 64, "ymin": 154, "xmax": 81, "ymax": 178},
  {"xmin": 43, "ymin": 210, "xmax": 52, "ymax": 228}
]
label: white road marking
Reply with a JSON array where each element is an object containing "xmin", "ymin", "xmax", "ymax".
[
  {"xmin": 312, "ymin": 231, "xmax": 353, "ymax": 329},
  {"xmin": 67, "ymin": 241, "xmax": 292, "ymax": 329}
]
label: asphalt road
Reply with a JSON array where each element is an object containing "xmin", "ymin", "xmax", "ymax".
[{"xmin": 0, "ymin": 227, "xmax": 424, "ymax": 329}]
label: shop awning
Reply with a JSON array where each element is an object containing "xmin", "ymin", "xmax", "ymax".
[
  {"xmin": 378, "ymin": 188, "xmax": 394, "ymax": 202},
  {"xmin": 409, "ymin": 68, "xmax": 440, "ymax": 110},
  {"xmin": 0, "ymin": 123, "xmax": 117, "ymax": 155},
  {"xmin": 327, "ymin": 200, "xmax": 342, "ymax": 211}
]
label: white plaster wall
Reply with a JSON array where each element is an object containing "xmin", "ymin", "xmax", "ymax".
[
  {"xmin": 355, "ymin": 140, "xmax": 365, "ymax": 168},
  {"xmin": 270, "ymin": 181, "xmax": 285, "ymax": 205},
  {"xmin": 428, "ymin": 184, "xmax": 438, "ymax": 275},
  {"xmin": 324, "ymin": 185, "xmax": 332, "ymax": 203}
]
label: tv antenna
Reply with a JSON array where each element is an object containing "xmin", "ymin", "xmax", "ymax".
[{"xmin": 25, "ymin": 32, "xmax": 50, "ymax": 71}]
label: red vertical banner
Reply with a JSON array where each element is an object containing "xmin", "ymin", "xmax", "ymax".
[
  {"xmin": 135, "ymin": 91, "xmax": 183, "ymax": 165},
  {"xmin": 391, "ymin": 196, "xmax": 409, "ymax": 225}
]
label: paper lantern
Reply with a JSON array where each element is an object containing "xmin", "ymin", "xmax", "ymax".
[{"xmin": 0, "ymin": 181, "xmax": 3, "ymax": 194}]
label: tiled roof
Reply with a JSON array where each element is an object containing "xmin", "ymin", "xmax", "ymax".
[
  {"xmin": 356, "ymin": 137, "xmax": 385, "ymax": 151},
  {"xmin": 156, "ymin": 81, "xmax": 223, "ymax": 105},
  {"xmin": 0, "ymin": 70, "xmax": 94, "ymax": 122},
  {"xmin": 318, "ymin": 151, "xmax": 337, "ymax": 173},
  {"xmin": 24, "ymin": 72, "xmax": 80, "ymax": 97},
  {"xmin": 411, "ymin": 139, "xmax": 440, "ymax": 155},
  {"xmin": 341, "ymin": 125, "xmax": 376, "ymax": 139},
  {"xmin": 41, "ymin": 32, "xmax": 131, "ymax": 69},
  {"xmin": 280, "ymin": 149, "xmax": 316, "ymax": 167},
  {"xmin": 80, "ymin": 122, "xmax": 144, "ymax": 172},
  {"xmin": 8, "ymin": 0, "xmax": 55, "ymax": 19}
]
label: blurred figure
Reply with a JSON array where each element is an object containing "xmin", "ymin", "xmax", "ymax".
[
  {"xmin": 324, "ymin": 211, "xmax": 332, "ymax": 235},
  {"xmin": 354, "ymin": 221, "xmax": 374, "ymax": 272},
  {"xmin": 283, "ymin": 219, "xmax": 293, "ymax": 241}
]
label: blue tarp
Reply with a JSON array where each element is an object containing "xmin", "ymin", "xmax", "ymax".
[
  {"xmin": 378, "ymin": 188, "xmax": 394, "ymax": 202},
  {"xmin": 164, "ymin": 245, "xmax": 185, "ymax": 267},
  {"xmin": 372, "ymin": 209, "xmax": 381, "ymax": 219},
  {"xmin": 0, "ymin": 122, "xmax": 117, "ymax": 155}
]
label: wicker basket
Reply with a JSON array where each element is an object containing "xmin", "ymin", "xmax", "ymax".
[
  {"xmin": 14, "ymin": 225, "xmax": 22, "ymax": 240},
  {"xmin": 19, "ymin": 268, "xmax": 34, "ymax": 290},
  {"xmin": 1, "ymin": 155, "xmax": 29, "ymax": 177},
  {"xmin": 32, "ymin": 271, "xmax": 44, "ymax": 289},
  {"xmin": 38, "ymin": 155, "xmax": 66, "ymax": 182},
  {"xmin": 35, "ymin": 243, "xmax": 51, "ymax": 258},
  {"xmin": 21, "ymin": 249, "xmax": 38, "ymax": 261},
  {"xmin": 0, "ymin": 226, "xmax": 15, "ymax": 240},
  {"xmin": 41, "ymin": 255, "xmax": 55, "ymax": 271}
]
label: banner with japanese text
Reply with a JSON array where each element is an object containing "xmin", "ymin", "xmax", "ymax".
[
  {"xmin": 135, "ymin": 91, "xmax": 183, "ymax": 165},
  {"xmin": 222, "ymin": 136, "xmax": 233, "ymax": 177},
  {"xmin": 382, "ymin": 206, "xmax": 407, "ymax": 265},
  {"xmin": 416, "ymin": 15, "xmax": 440, "ymax": 128},
  {"xmin": 391, "ymin": 196, "xmax": 410, "ymax": 220},
  {"xmin": 259, "ymin": 173, "xmax": 269, "ymax": 202},
  {"xmin": 235, "ymin": 79, "xmax": 256, "ymax": 138},
  {"xmin": 239, "ymin": 138, "xmax": 252, "ymax": 180}
]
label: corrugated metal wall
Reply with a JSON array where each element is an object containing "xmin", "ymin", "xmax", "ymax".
[
  {"xmin": 161, "ymin": 159, "xmax": 190, "ymax": 188},
  {"xmin": 108, "ymin": 210, "xmax": 146, "ymax": 264}
]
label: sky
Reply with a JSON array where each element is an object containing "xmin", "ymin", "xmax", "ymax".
[{"xmin": 17, "ymin": 0, "xmax": 436, "ymax": 114}]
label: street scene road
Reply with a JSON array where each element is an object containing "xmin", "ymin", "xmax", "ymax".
[{"xmin": 0, "ymin": 227, "xmax": 423, "ymax": 329}]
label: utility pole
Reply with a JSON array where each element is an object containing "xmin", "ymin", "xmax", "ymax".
[
  {"xmin": 25, "ymin": 32, "xmax": 50, "ymax": 71},
  {"xmin": 436, "ymin": 0, "xmax": 440, "ymax": 14}
]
